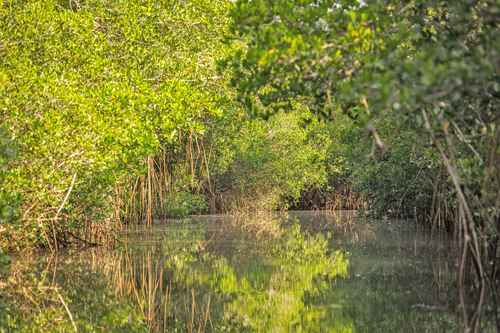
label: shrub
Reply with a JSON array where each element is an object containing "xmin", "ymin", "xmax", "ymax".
[
  {"xmin": 164, "ymin": 192, "xmax": 208, "ymax": 218},
  {"xmin": 215, "ymin": 108, "xmax": 331, "ymax": 212},
  {"xmin": 0, "ymin": 0, "xmax": 229, "ymax": 249}
]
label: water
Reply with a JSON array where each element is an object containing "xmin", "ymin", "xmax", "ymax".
[{"xmin": 1, "ymin": 211, "xmax": 461, "ymax": 332}]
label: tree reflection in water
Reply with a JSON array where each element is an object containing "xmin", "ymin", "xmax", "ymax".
[{"xmin": 1, "ymin": 214, "xmax": 475, "ymax": 332}]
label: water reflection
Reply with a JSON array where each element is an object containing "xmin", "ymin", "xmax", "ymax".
[
  {"xmin": 99, "ymin": 220, "xmax": 349, "ymax": 332},
  {"xmin": 2, "ymin": 212, "xmax": 464, "ymax": 332},
  {"xmin": 0, "ymin": 251, "xmax": 147, "ymax": 332}
]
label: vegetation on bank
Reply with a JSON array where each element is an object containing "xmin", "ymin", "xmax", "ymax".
[
  {"xmin": 0, "ymin": 0, "xmax": 498, "ymax": 331},
  {"xmin": 0, "ymin": 0, "xmax": 231, "ymax": 250}
]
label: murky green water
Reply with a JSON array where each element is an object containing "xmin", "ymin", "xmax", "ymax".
[{"xmin": 2, "ymin": 211, "xmax": 461, "ymax": 332}]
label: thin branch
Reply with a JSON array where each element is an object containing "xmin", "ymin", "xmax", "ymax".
[
  {"xmin": 56, "ymin": 173, "xmax": 78, "ymax": 218},
  {"xmin": 55, "ymin": 288, "xmax": 78, "ymax": 332}
]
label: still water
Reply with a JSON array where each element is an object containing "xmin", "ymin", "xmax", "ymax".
[{"xmin": 3, "ymin": 211, "xmax": 460, "ymax": 332}]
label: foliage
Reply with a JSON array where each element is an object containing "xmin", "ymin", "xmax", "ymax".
[
  {"xmin": 0, "ymin": 248, "xmax": 9, "ymax": 276},
  {"xmin": 0, "ymin": 128, "xmax": 16, "ymax": 273},
  {"xmin": 213, "ymin": 108, "xmax": 332, "ymax": 211},
  {"xmin": 0, "ymin": 127, "xmax": 18, "ymax": 230},
  {"xmin": 222, "ymin": 0, "xmax": 379, "ymax": 118},
  {"xmin": 224, "ymin": 0, "xmax": 499, "ymax": 212},
  {"xmin": 0, "ymin": 0, "xmax": 230, "ymax": 249},
  {"xmin": 164, "ymin": 191, "xmax": 208, "ymax": 218},
  {"xmin": 347, "ymin": 116, "xmax": 443, "ymax": 219}
]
